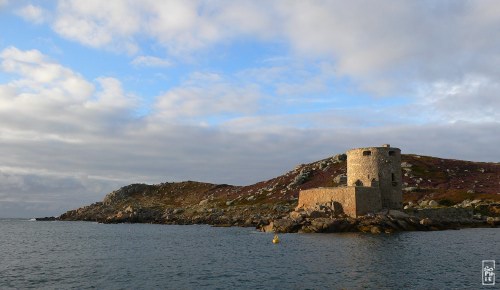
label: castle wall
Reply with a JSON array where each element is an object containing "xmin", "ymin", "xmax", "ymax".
[
  {"xmin": 347, "ymin": 146, "xmax": 402, "ymax": 209},
  {"xmin": 354, "ymin": 187, "xmax": 383, "ymax": 215},
  {"xmin": 296, "ymin": 187, "xmax": 381, "ymax": 217}
]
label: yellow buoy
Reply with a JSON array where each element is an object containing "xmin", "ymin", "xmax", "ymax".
[{"xmin": 272, "ymin": 234, "xmax": 280, "ymax": 244}]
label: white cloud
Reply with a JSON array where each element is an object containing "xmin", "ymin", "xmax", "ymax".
[
  {"xmin": 0, "ymin": 46, "xmax": 137, "ymax": 136},
  {"xmin": 15, "ymin": 4, "xmax": 47, "ymax": 24},
  {"xmin": 152, "ymin": 76, "xmax": 261, "ymax": 124},
  {"xmin": 53, "ymin": 0, "xmax": 140, "ymax": 53},
  {"xmin": 419, "ymin": 75, "xmax": 500, "ymax": 123},
  {"xmin": 131, "ymin": 55, "xmax": 171, "ymax": 67},
  {"xmin": 0, "ymin": 46, "xmax": 94, "ymax": 112},
  {"xmin": 39, "ymin": 1, "xmax": 499, "ymax": 97}
]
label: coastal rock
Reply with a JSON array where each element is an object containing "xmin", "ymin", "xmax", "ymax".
[
  {"xmin": 272, "ymin": 219, "xmax": 300, "ymax": 233},
  {"xmin": 289, "ymin": 211, "xmax": 303, "ymax": 219},
  {"xmin": 306, "ymin": 210, "xmax": 328, "ymax": 219},
  {"xmin": 358, "ymin": 225, "xmax": 372, "ymax": 233},
  {"xmin": 486, "ymin": 217, "xmax": 500, "ymax": 226},
  {"xmin": 387, "ymin": 210, "xmax": 410, "ymax": 219},
  {"xmin": 395, "ymin": 219, "xmax": 410, "ymax": 231},
  {"xmin": 309, "ymin": 218, "xmax": 349, "ymax": 233},
  {"xmin": 383, "ymin": 220, "xmax": 399, "ymax": 231},
  {"xmin": 370, "ymin": 226, "xmax": 382, "ymax": 234},
  {"xmin": 35, "ymin": 216, "xmax": 57, "ymax": 221},
  {"xmin": 172, "ymin": 208, "xmax": 184, "ymax": 214},
  {"xmin": 420, "ymin": 218, "xmax": 433, "ymax": 226},
  {"xmin": 261, "ymin": 222, "xmax": 274, "ymax": 232}
]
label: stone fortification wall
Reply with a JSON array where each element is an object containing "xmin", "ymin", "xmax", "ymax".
[
  {"xmin": 297, "ymin": 187, "xmax": 381, "ymax": 217},
  {"xmin": 354, "ymin": 187, "xmax": 383, "ymax": 215},
  {"xmin": 347, "ymin": 145, "xmax": 402, "ymax": 209}
]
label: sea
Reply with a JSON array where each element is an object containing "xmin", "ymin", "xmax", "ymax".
[{"xmin": 0, "ymin": 219, "xmax": 498, "ymax": 289}]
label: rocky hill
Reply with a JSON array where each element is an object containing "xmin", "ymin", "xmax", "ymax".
[{"xmin": 59, "ymin": 154, "xmax": 500, "ymax": 226}]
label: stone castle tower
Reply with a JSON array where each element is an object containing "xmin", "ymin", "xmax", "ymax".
[
  {"xmin": 346, "ymin": 144, "xmax": 402, "ymax": 209},
  {"xmin": 296, "ymin": 144, "xmax": 403, "ymax": 217}
]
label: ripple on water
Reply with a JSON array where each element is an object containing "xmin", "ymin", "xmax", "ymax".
[{"xmin": 0, "ymin": 220, "xmax": 498, "ymax": 289}]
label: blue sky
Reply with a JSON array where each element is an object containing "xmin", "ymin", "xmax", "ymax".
[{"xmin": 0, "ymin": 0, "xmax": 499, "ymax": 217}]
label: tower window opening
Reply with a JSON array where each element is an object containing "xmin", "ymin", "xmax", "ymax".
[
  {"xmin": 391, "ymin": 173, "xmax": 397, "ymax": 186},
  {"xmin": 389, "ymin": 151, "xmax": 395, "ymax": 156},
  {"xmin": 363, "ymin": 150, "xmax": 371, "ymax": 156}
]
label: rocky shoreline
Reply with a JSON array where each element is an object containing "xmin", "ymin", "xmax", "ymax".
[
  {"xmin": 44, "ymin": 198, "xmax": 500, "ymax": 234},
  {"xmin": 261, "ymin": 208, "xmax": 500, "ymax": 234},
  {"xmin": 40, "ymin": 152, "xmax": 500, "ymax": 234},
  {"xmin": 259, "ymin": 198, "xmax": 500, "ymax": 234}
]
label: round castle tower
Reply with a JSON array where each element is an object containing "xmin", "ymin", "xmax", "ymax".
[{"xmin": 346, "ymin": 144, "xmax": 402, "ymax": 209}]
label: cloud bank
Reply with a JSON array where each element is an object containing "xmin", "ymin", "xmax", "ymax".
[{"xmin": 1, "ymin": 1, "xmax": 499, "ymax": 217}]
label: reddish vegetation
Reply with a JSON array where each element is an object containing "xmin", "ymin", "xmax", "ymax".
[
  {"xmin": 399, "ymin": 155, "xmax": 500, "ymax": 203},
  {"xmin": 61, "ymin": 153, "xmax": 500, "ymax": 223},
  {"xmin": 112, "ymin": 154, "xmax": 499, "ymax": 207}
]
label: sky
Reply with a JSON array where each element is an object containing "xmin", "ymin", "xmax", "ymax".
[{"xmin": 1, "ymin": 0, "xmax": 499, "ymax": 218}]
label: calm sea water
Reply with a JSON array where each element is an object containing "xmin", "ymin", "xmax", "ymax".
[{"xmin": 0, "ymin": 219, "xmax": 498, "ymax": 289}]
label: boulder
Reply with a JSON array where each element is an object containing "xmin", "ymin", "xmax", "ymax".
[
  {"xmin": 370, "ymin": 226, "xmax": 382, "ymax": 234},
  {"xmin": 289, "ymin": 211, "xmax": 304, "ymax": 222},
  {"xmin": 489, "ymin": 205, "xmax": 500, "ymax": 215},
  {"xmin": 387, "ymin": 210, "xmax": 410, "ymax": 219},
  {"xmin": 401, "ymin": 162, "xmax": 412, "ymax": 168},
  {"xmin": 309, "ymin": 218, "xmax": 347, "ymax": 233},
  {"xmin": 35, "ymin": 216, "xmax": 57, "ymax": 221},
  {"xmin": 308, "ymin": 210, "xmax": 328, "ymax": 218},
  {"xmin": 358, "ymin": 225, "xmax": 372, "ymax": 233},
  {"xmin": 199, "ymin": 199, "xmax": 209, "ymax": 206},
  {"xmin": 383, "ymin": 220, "xmax": 400, "ymax": 231},
  {"xmin": 428, "ymin": 200, "xmax": 439, "ymax": 207},
  {"xmin": 395, "ymin": 219, "xmax": 410, "ymax": 231},
  {"xmin": 486, "ymin": 217, "xmax": 500, "ymax": 226},
  {"xmin": 172, "ymin": 208, "xmax": 184, "ymax": 214},
  {"xmin": 420, "ymin": 218, "xmax": 433, "ymax": 226},
  {"xmin": 310, "ymin": 219, "xmax": 330, "ymax": 232},
  {"xmin": 332, "ymin": 154, "xmax": 347, "ymax": 162},
  {"xmin": 272, "ymin": 219, "xmax": 300, "ymax": 233},
  {"xmin": 333, "ymin": 174, "xmax": 347, "ymax": 185}
]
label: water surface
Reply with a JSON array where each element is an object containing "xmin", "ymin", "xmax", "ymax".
[{"xmin": 0, "ymin": 219, "xmax": 498, "ymax": 289}]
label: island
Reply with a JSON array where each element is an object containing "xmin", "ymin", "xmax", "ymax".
[{"xmin": 55, "ymin": 144, "xmax": 500, "ymax": 234}]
